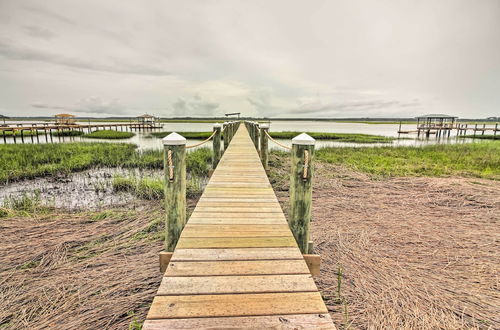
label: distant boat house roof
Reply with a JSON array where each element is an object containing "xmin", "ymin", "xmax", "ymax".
[
  {"xmin": 55, "ymin": 113, "xmax": 75, "ymax": 118},
  {"xmin": 415, "ymin": 114, "xmax": 458, "ymax": 119},
  {"xmin": 137, "ymin": 114, "xmax": 155, "ymax": 118}
]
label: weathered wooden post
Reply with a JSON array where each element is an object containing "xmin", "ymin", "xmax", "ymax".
[
  {"xmin": 162, "ymin": 132, "xmax": 187, "ymax": 252},
  {"xmin": 253, "ymin": 122, "xmax": 260, "ymax": 152},
  {"xmin": 213, "ymin": 123, "xmax": 222, "ymax": 169},
  {"xmin": 223, "ymin": 122, "xmax": 229, "ymax": 151},
  {"xmin": 260, "ymin": 123, "xmax": 269, "ymax": 170},
  {"xmin": 289, "ymin": 133, "xmax": 315, "ymax": 254}
]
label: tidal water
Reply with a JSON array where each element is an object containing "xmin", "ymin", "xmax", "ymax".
[{"xmin": 1, "ymin": 120, "xmax": 473, "ymax": 150}]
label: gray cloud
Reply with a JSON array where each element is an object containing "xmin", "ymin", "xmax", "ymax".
[
  {"xmin": 32, "ymin": 97, "xmax": 130, "ymax": 115},
  {"xmin": 0, "ymin": 0, "xmax": 499, "ymax": 118},
  {"xmin": 23, "ymin": 25, "xmax": 55, "ymax": 40},
  {"xmin": 0, "ymin": 40, "xmax": 170, "ymax": 76},
  {"xmin": 172, "ymin": 95, "xmax": 220, "ymax": 117}
]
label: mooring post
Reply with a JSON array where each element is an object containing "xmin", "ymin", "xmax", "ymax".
[
  {"xmin": 495, "ymin": 123, "xmax": 498, "ymax": 137},
  {"xmin": 259, "ymin": 123, "xmax": 269, "ymax": 170},
  {"xmin": 289, "ymin": 133, "xmax": 315, "ymax": 254},
  {"xmin": 213, "ymin": 123, "xmax": 222, "ymax": 169},
  {"xmin": 163, "ymin": 132, "xmax": 187, "ymax": 252}
]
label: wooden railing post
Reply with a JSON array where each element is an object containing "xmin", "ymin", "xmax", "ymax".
[
  {"xmin": 223, "ymin": 122, "xmax": 229, "ymax": 151},
  {"xmin": 213, "ymin": 123, "xmax": 222, "ymax": 168},
  {"xmin": 260, "ymin": 123, "xmax": 269, "ymax": 170},
  {"xmin": 253, "ymin": 122, "xmax": 260, "ymax": 152},
  {"xmin": 289, "ymin": 133, "xmax": 315, "ymax": 254},
  {"xmin": 229, "ymin": 121, "xmax": 234, "ymax": 142},
  {"xmin": 163, "ymin": 132, "xmax": 187, "ymax": 252}
]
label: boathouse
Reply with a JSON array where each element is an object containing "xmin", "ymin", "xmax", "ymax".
[
  {"xmin": 416, "ymin": 114, "xmax": 458, "ymax": 137},
  {"xmin": 137, "ymin": 114, "xmax": 157, "ymax": 126},
  {"xmin": 54, "ymin": 113, "xmax": 76, "ymax": 125}
]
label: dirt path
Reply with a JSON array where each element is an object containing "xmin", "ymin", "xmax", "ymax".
[{"xmin": 273, "ymin": 162, "xmax": 500, "ymax": 329}]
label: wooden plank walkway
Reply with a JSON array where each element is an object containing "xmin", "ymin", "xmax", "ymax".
[{"xmin": 143, "ymin": 125, "xmax": 335, "ymax": 329}]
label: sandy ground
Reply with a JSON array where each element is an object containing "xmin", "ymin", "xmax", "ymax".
[{"xmin": 273, "ymin": 162, "xmax": 500, "ymax": 329}]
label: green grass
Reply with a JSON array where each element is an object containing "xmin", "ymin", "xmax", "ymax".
[
  {"xmin": 0, "ymin": 143, "xmax": 212, "ymax": 184},
  {"xmin": 459, "ymin": 134, "xmax": 499, "ymax": 140},
  {"xmin": 159, "ymin": 119, "xmax": 223, "ymax": 123},
  {"xmin": 150, "ymin": 131, "xmax": 213, "ymax": 139},
  {"xmin": 1, "ymin": 130, "xmax": 39, "ymax": 136},
  {"xmin": 315, "ymin": 141, "xmax": 500, "ymax": 180},
  {"xmin": 51, "ymin": 130, "xmax": 84, "ymax": 137},
  {"xmin": 84, "ymin": 130, "xmax": 135, "ymax": 139},
  {"xmin": 269, "ymin": 131, "xmax": 395, "ymax": 143},
  {"xmin": 331, "ymin": 121, "xmax": 417, "ymax": 125},
  {"xmin": 112, "ymin": 175, "xmax": 205, "ymax": 200}
]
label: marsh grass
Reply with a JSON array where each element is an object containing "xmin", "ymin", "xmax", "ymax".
[
  {"xmin": 0, "ymin": 143, "xmax": 159, "ymax": 183},
  {"xmin": 315, "ymin": 141, "xmax": 500, "ymax": 179},
  {"xmin": 459, "ymin": 134, "xmax": 499, "ymax": 140},
  {"xmin": 51, "ymin": 130, "xmax": 84, "ymax": 137},
  {"xmin": 2, "ymin": 130, "xmax": 39, "ymax": 136},
  {"xmin": 84, "ymin": 130, "xmax": 135, "ymax": 139},
  {"xmin": 112, "ymin": 175, "xmax": 205, "ymax": 200},
  {"xmin": 1, "ymin": 190, "xmax": 53, "ymax": 216},
  {"xmin": 0, "ymin": 144, "xmax": 212, "ymax": 183},
  {"xmin": 269, "ymin": 131, "xmax": 395, "ymax": 143},
  {"xmin": 150, "ymin": 131, "xmax": 213, "ymax": 139}
]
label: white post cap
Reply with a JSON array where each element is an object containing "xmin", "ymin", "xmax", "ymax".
[
  {"xmin": 162, "ymin": 132, "xmax": 187, "ymax": 145},
  {"xmin": 213, "ymin": 123, "xmax": 221, "ymax": 128},
  {"xmin": 260, "ymin": 123, "xmax": 269, "ymax": 129},
  {"xmin": 292, "ymin": 133, "xmax": 315, "ymax": 145}
]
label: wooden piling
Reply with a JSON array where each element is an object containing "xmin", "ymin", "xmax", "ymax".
[
  {"xmin": 259, "ymin": 123, "xmax": 269, "ymax": 170},
  {"xmin": 254, "ymin": 122, "xmax": 260, "ymax": 151},
  {"xmin": 163, "ymin": 132, "xmax": 187, "ymax": 252},
  {"xmin": 20, "ymin": 130, "xmax": 25, "ymax": 144},
  {"xmin": 212, "ymin": 123, "xmax": 222, "ymax": 169},
  {"xmin": 223, "ymin": 122, "xmax": 229, "ymax": 152},
  {"xmin": 289, "ymin": 133, "xmax": 315, "ymax": 254}
]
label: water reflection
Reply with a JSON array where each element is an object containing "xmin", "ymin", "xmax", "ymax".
[{"xmin": 1, "ymin": 120, "xmax": 477, "ymax": 150}]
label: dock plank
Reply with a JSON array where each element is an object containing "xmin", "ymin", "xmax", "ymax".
[
  {"xmin": 143, "ymin": 314, "xmax": 335, "ymax": 330},
  {"xmin": 146, "ymin": 292, "xmax": 328, "ymax": 319},
  {"xmin": 157, "ymin": 274, "xmax": 317, "ymax": 295},
  {"xmin": 165, "ymin": 260, "xmax": 310, "ymax": 276}
]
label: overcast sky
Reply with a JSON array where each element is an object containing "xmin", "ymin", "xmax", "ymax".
[{"xmin": 0, "ymin": 0, "xmax": 499, "ymax": 118}]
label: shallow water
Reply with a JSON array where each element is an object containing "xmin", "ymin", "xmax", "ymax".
[
  {"xmin": 0, "ymin": 168, "xmax": 163, "ymax": 210},
  {"xmin": 1, "ymin": 120, "xmax": 474, "ymax": 150}
]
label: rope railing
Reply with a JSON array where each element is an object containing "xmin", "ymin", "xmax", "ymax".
[
  {"xmin": 264, "ymin": 130, "xmax": 292, "ymax": 150},
  {"xmin": 185, "ymin": 130, "xmax": 217, "ymax": 149}
]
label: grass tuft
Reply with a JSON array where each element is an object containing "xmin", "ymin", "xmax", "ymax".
[
  {"xmin": 315, "ymin": 141, "xmax": 500, "ymax": 180},
  {"xmin": 269, "ymin": 131, "xmax": 395, "ymax": 143},
  {"xmin": 84, "ymin": 130, "xmax": 135, "ymax": 139}
]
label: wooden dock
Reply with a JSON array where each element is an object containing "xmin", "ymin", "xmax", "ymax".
[{"xmin": 143, "ymin": 125, "xmax": 335, "ymax": 329}]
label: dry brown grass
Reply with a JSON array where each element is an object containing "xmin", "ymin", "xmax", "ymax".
[
  {"xmin": 271, "ymin": 157, "xmax": 500, "ymax": 330},
  {"xmin": 0, "ymin": 201, "xmax": 186, "ymax": 329}
]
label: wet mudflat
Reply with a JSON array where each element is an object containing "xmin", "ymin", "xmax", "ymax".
[{"xmin": 0, "ymin": 168, "xmax": 162, "ymax": 210}]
